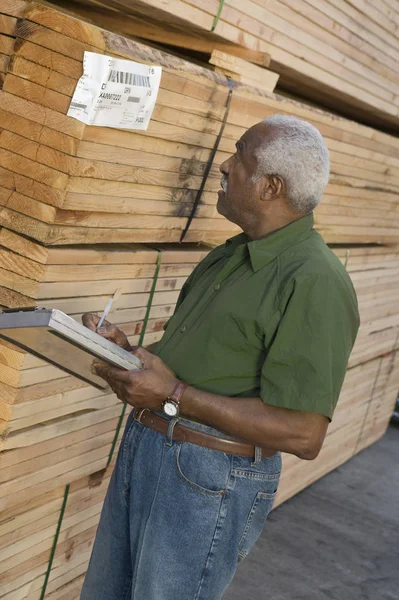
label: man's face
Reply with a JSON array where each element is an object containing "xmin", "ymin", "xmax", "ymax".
[{"xmin": 217, "ymin": 124, "xmax": 271, "ymax": 228}]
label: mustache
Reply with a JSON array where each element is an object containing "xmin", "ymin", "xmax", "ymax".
[{"xmin": 220, "ymin": 174, "xmax": 228, "ymax": 192}]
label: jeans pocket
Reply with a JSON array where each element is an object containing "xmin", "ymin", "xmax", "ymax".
[
  {"xmin": 237, "ymin": 490, "xmax": 276, "ymax": 561},
  {"xmin": 175, "ymin": 443, "xmax": 230, "ymax": 497}
]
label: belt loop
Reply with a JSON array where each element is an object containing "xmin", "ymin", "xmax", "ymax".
[
  {"xmin": 165, "ymin": 417, "xmax": 179, "ymax": 447},
  {"xmin": 251, "ymin": 445, "xmax": 262, "ymax": 466},
  {"xmin": 135, "ymin": 408, "xmax": 149, "ymax": 423}
]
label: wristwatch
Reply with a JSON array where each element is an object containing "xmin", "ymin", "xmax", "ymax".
[{"xmin": 163, "ymin": 381, "xmax": 188, "ymax": 417}]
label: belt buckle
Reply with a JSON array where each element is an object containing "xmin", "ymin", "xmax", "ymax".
[{"xmin": 135, "ymin": 408, "xmax": 150, "ymax": 423}]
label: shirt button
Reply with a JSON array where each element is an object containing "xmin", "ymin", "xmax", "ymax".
[
  {"xmin": 214, "ymin": 284, "xmax": 220, "ymax": 291},
  {"xmin": 180, "ymin": 325, "xmax": 187, "ymax": 333}
]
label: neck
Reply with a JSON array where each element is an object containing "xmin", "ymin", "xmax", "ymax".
[{"xmin": 243, "ymin": 212, "xmax": 307, "ymax": 241}]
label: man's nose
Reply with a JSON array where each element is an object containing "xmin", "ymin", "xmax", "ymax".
[{"xmin": 219, "ymin": 156, "xmax": 232, "ymax": 174}]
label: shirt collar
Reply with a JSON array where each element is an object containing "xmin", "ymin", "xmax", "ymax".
[{"xmin": 225, "ymin": 214, "xmax": 314, "ymax": 272}]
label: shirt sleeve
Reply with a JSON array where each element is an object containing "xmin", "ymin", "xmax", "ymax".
[{"xmin": 260, "ymin": 272, "xmax": 360, "ymax": 420}]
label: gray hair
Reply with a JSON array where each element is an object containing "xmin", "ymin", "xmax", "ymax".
[{"xmin": 252, "ymin": 114, "xmax": 330, "ymax": 214}]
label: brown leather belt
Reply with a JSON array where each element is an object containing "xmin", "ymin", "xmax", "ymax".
[{"xmin": 134, "ymin": 409, "xmax": 276, "ymax": 459}]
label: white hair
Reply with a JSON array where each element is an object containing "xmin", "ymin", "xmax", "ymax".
[{"xmin": 253, "ymin": 114, "xmax": 330, "ymax": 214}]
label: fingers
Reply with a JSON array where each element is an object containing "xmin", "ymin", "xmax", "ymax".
[
  {"xmin": 97, "ymin": 322, "xmax": 129, "ymax": 349},
  {"xmin": 82, "ymin": 313, "xmax": 119, "ymax": 341},
  {"xmin": 91, "ymin": 362, "xmax": 137, "ymax": 405},
  {"xmin": 132, "ymin": 346, "xmax": 152, "ymax": 367},
  {"xmin": 92, "ymin": 362, "xmax": 135, "ymax": 383},
  {"xmin": 97, "ymin": 323, "xmax": 118, "ymax": 339},
  {"xmin": 91, "ymin": 361, "xmax": 112, "ymax": 381},
  {"xmin": 82, "ymin": 312, "xmax": 100, "ymax": 331},
  {"xmin": 109, "ymin": 379, "xmax": 126, "ymax": 400}
]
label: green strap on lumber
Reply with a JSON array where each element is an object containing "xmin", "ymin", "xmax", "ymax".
[
  {"xmin": 39, "ymin": 484, "xmax": 70, "ymax": 600},
  {"xmin": 138, "ymin": 250, "xmax": 162, "ymax": 348},
  {"xmin": 180, "ymin": 78, "xmax": 233, "ymax": 242},
  {"xmin": 106, "ymin": 249, "xmax": 163, "ymax": 468},
  {"xmin": 211, "ymin": 0, "xmax": 225, "ymax": 31},
  {"xmin": 344, "ymin": 249, "xmax": 350, "ymax": 269},
  {"xmin": 106, "ymin": 403, "xmax": 128, "ymax": 469}
]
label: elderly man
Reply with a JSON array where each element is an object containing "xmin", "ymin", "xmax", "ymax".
[{"xmin": 81, "ymin": 115, "xmax": 359, "ymax": 600}]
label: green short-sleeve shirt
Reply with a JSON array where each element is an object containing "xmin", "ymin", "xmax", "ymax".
[{"xmin": 155, "ymin": 214, "xmax": 360, "ymax": 420}]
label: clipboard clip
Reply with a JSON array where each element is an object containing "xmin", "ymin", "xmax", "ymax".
[{"xmin": 0, "ymin": 306, "xmax": 45, "ymax": 313}]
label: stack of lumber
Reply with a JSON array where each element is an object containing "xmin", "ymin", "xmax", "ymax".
[
  {"xmin": 0, "ymin": 0, "xmax": 232, "ymax": 244},
  {"xmin": 340, "ymin": 247, "xmax": 399, "ymax": 368},
  {"xmin": 0, "ymin": 236, "xmax": 209, "ymax": 599},
  {"xmin": 1, "ymin": 452, "xmax": 118, "ymax": 599},
  {"xmin": 1, "ymin": 1, "xmax": 399, "ymax": 245},
  {"xmin": 0, "ymin": 232, "xmax": 209, "ymax": 435},
  {"xmin": 53, "ymin": 0, "xmax": 399, "ymax": 132}
]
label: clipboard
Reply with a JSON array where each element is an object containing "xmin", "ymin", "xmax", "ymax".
[{"xmin": 0, "ymin": 307, "xmax": 142, "ymax": 389}]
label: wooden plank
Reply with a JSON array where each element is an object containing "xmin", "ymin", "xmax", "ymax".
[
  {"xmin": 0, "ymin": 107, "xmax": 79, "ymax": 156},
  {"xmin": 0, "ymin": 91, "xmax": 85, "ymax": 138},
  {"xmin": 3, "ymin": 72, "xmax": 72, "ymax": 113},
  {"xmin": 0, "ymin": 168, "xmax": 67, "ymax": 208},
  {"xmin": 210, "ymin": 49, "xmax": 279, "ymax": 92},
  {"xmin": 0, "ymin": 15, "xmax": 17, "ymax": 37},
  {"xmin": 0, "ymin": 147, "xmax": 67, "ymax": 188},
  {"xmin": 268, "ymin": 0, "xmax": 399, "ymax": 88},
  {"xmin": 8, "ymin": 55, "xmax": 77, "ymax": 96},
  {"xmin": 0, "ymin": 248, "xmax": 46, "ymax": 279},
  {"xmin": 48, "ymin": 0, "xmax": 270, "ymax": 66},
  {"xmin": 13, "ymin": 38, "xmax": 82, "ymax": 80},
  {"xmin": 80, "ymin": 128, "xmax": 223, "ymax": 164},
  {"xmin": 0, "ymin": 228, "xmax": 48, "ymax": 263},
  {"xmin": 0, "ymin": 34, "xmax": 14, "ymax": 56}
]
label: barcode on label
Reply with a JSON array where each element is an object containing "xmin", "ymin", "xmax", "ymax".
[
  {"xmin": 70, "ymin": 102, "xmax": 87, "ymax": 109},
  {"xmin": 108, "ymin": 70, "xmax": 151, "ymax": 87},
  {"xmin": 127, "ymin": 96, "xmax": 140, "ymax": 103}
]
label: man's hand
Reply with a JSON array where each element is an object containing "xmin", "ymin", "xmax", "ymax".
[
  {"xmin": 82, "ymin": 313, "xmax": 130, "ymax": 350},
  {"xmin": 92, "ymin": 347, "xmax": 179, "ymax": 410}
]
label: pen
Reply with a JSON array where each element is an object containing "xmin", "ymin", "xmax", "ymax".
[{"xmin": 96, "ymin": 289, "xmax": 122, "ymax": 332}]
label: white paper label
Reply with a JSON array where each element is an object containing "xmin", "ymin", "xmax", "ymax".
[{"xmin": 68, "ymin": 52, "xmax": 162, "ymax": 130}]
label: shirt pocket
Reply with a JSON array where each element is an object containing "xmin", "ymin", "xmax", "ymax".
[{"xmin": 212, "ymin": 313, "xmax": 265, "ymax": 354}]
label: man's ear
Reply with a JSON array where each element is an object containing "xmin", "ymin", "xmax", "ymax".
[{"xmin": 260, "ymin": 175, "xmax": 284, "ymax": 201}]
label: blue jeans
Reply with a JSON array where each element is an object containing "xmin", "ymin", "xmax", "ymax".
[{"xmin": 81, "ymin": 410, "xmax": 281, "ymax": 600}]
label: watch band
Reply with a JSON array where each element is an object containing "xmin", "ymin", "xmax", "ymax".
[{"xmin": 168, "ymin": 381, "xmax": 188, "ymax": 407}]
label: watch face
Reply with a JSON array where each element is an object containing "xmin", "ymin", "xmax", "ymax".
[{"xmin": 164, "ymin": 401, "xmax": 178, "ymax": 417}]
